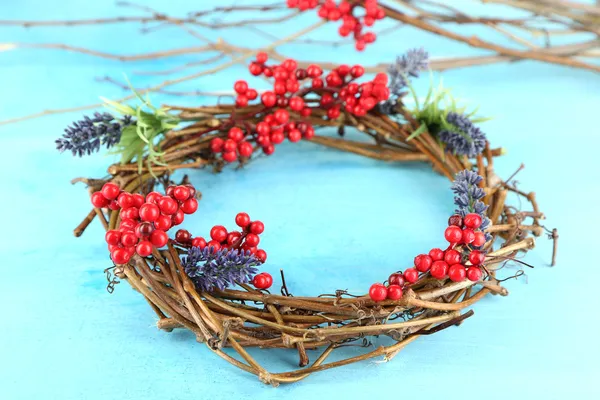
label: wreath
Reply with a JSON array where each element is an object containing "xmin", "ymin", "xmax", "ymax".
[{"xmin": 57, "ymin": 42, "xmax": 555, "ymax": 385}]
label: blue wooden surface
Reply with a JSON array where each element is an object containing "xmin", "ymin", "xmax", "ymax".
[{"xmin": 1, "ymin": 1, "xmax": 599, "ymax": 398}]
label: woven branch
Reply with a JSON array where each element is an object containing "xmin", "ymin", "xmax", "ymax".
[{"xmin": 73, "ymin": 101, "xmax": 546, "ymax": 385}]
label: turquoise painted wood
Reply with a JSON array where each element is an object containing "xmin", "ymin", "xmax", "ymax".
[{"xmin": 1, "ymin": 1, "xmax": 599, "ymax": 398}]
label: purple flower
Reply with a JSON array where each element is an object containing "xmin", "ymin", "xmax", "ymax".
[
  {"xmin": 182, "ymin": 246, "xmax": 261, "ymax": 292},
  {"xmin": 379, "ymin": 48, "xmax": 429, "ymax": 114},
  {"xmin": 438, "ymin": 112, "xmax": 486, "ymax": 158},
  {"xmin": 55, "ymin": 112, "xmax": 134, "ymax": 157},
  {"xmin": 388, "ymin": 48, "xmax": 429, "ymax": 90},
  {"xmin": 451, "ymin": 170, "xmax": 492, "ymax": 242}
]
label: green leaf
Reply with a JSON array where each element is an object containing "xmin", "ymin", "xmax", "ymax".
[
  {"xmin": 100, "ymin": 97, "xmax": 136, "ymax": 116},
  {"xmin": 406, "ymin": 124, "xmax": 427, "ymax": 141}
]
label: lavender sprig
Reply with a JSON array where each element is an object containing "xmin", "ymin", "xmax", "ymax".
[
  {"xmin": 438, "ymin": 112, "xmax": 486, "ymax": 158},
  {"xmin": 182, "ymin": 247, "xmax": 261, "ymax": 292},
  {"xmin": 379, "ymin": 48, "xmax": 429, "ymax": 114},
  {"xmin": 55, "ymin": 112, "xmax": 134, "ymax": 157},
  {"xmin": 451, "ymin": 170, "xmax": 492, "ymax": 242}
]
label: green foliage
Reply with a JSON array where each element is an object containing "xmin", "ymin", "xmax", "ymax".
[
  {"xmin": 406, "ymin": 74, "xmax": 490, "ymax": 141},
  {"xmin": 101, "ymin": 79, "xmax": 180, "ymax": 172}
]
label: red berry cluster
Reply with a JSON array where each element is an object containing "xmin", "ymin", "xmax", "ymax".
[
  {"xmin": 210, "ymin": 53, "xmax": 389, "ymax": 158},
  {"xmin": 368, "ymin": 213, "xmax": 489, "ymax": 302},
  {"xmin": 91, "ymin": 182, "xmax": 199, "ymax": 265},
  {"xmin": 287, "ymin": 0, "xmax": 385, "ymax": 51},
  {"xmin": 367, "ymin": 268, "xmax": 418, "ymax": 302},
  {"xmin": 210, "ymin": 127, "xmax": 255, "ymax": 164},
  {"xmin": 173, "ymin": 212, "xmax": 267, "ymax": 263},
  {"xmin": 252, "ymin": 272, "xmax": 273, "ymax": 290}
]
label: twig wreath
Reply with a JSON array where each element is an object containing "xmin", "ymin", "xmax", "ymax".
[{"xmin": 55, "ymin": 3, "xmax": 558, "ymax": 386}]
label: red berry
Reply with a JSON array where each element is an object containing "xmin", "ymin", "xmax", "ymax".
[
  {"xmin": 256, "ymin": 122, "xmax": 271, "ymax": 136},
  {"xmin": 444, "ymin": 249, "xmax": 462, "ymax": 265},
  {"xmin": 120, "ymin": 206, "xmax": 137, "ymax": 220},
  {"xmin": 306, "ymin": 64, "xmax": 322, "ymax": 78},
  {"xmin": 255, "ymin": 249, "xmax": 267, "ymax": 262},
  {"xmin": 337, "ymin": 64, "xmax": 350, "ymax": 76},
  {"xmin": 191, "ymin": 237, "xmax": 207, "ymax": 249},
  {"xmin": 473, "ymin": 231, "xmax": 487, "ymax": 247},
  {"xmin": 101, "ymin": 182, "xmax": 121, "ymax": 200},
  {"xmin": 105, "ymin": 230, "xmax": 121, "ymax": 245},
  {"xmin": 160, "ymin": 187, "xmax": 171, "ymax": 200},
  {"xmin": 233, "ymin": 80, "xmax": 248, "ymax": 94},
  {"xmin": 119, "ymin": 219, "xmax": 136, "ymax": 231},
  {"xmin": 448, "ymin": 214, "xmax": 463, "ymax": 227},
  {"xmin": 117, "ymin": 193, "xmax": 134, "ymax": 209},
  {"xmin": 430, "ymin": 261, "xmax": 449, "ymax": 279},
  {"xmin": 374, "ymin": 73, "xmax": 388, "ymax": 85},
  {"xmin": 462, "ymin": 228, "xmax": 476, "ymax": 244},
  {"xmin": 253, "ymin": 273, "xmax": 273, "ymax": 290},
  {"xmin": 414, "ymin": 254, "xmax": 433, "ymax": 272},
  {"xmin": 228, "ymin": 127, "xmax": 244, "ymax": 143},
  {"xmin": 235, "ymin": 212, "xmax": 251, "ymax": 228},
  {"xmin": 288, "ymin": 129, "xmax": 302, "ymax": 142},
  {"xmin": 263, "ymin": 145, "xmax": 275, "ymax": 155},
  {"xmin": 249, "ymin": 62, "xmax": 263, "ymax": 76},
  {"xmin": 223, "ymin": 139, "xmax": 237, "ymax": 153},
  {"xmin": 235, "ymin": 95, "xmax": 248, "ymax": 108},
  {"xmin": 387, "ymin": 284, "xmax": 403, "ymax": 300},
  {"xmin": 150, "ymin": 230, "xmax": 168, "ymax": 248},
  {"xmin": 158, "ymin": 196, "xmax": 178, "ymax": 215},
  {"xmin": 91, "ymin": 192, "xmax": 109, "ymax": 208},
  {"xmin": 223, "ymin": 151, "xmax": 237, "ymax": 163},
  {"xmin": 245, "ymin": 233, "xmax": 260, "ymax": 247},
  {"xmin": 274, "ymin": 80, "xmax": 286, "ymax": 95},
  {"xmin": 429, "ymin": 248, "xmax": 444, "ymax": 261},
  {"xmin": 111, "ymin": 248, "xmax": 131, "ymax": 265},
  {"xmin": 463, "ymin": 213, "xmax": 483, "ymax": 229},
  {"xmin": 134, "ymin": 221, "xmax": 154, "ymax": 238},
  {"xmin": 350, "ymin": 65, "xmax": 364, "ymax": 78},
  {"xmin": 139, "ymin": 203, "xmax": 160, "ymax": 222},
  {"xmin": 289, "ymin": 97, "xmax": 305, "ymax": 111},
  {"xmin": 238, "ymin": 141, "xmax": 253, "ymax": 158},
  {"xmin": 181, "ymin": 198, "xmax": 198, "ymax": 214},
  {"xmin": 146, "ymin": 192, "xmax": 162, "ymax": 204},
  {"xmin": 261, "ymin": 91, "xmax": 277, "ymax": 107},
  {"xmin": 210, "ymin": 137, "xmax": 224, "ymax": 153},
  {"xmin": 444, "ymin": 226, "xmax": 463, "ymax": 243},
  {"xmin": 274, "ymin": 109, "xmax": 289, "ymax": 124},
  {"xmin": 467, "ymin": 267, "xmax": 483, "ymax": 282},
  {"xmin": 403, "ymin": 268, "xmax": 419, "ymax": 283},
  {"xmin": 171, "ymin": 209, "xmax": 184, "ymax": 226},
  {"xmin": 247, "ymin": 89, "xmax": 258, "ymax": 100},
  {"xmin": 207, "ymin": 240, "xmax": 221, "ymax": 251},
  {"xmin": 210, "ymin": 225, "xmax": 228, "ymax": 242},
  {"xmin": 303, "ymin": 126, "xmax": 315, "ymax": 139},
  {"xmin": 388, "ymin": 273, "xmax": 404, "ymax": 286},
  {"xmin": 121, "ymin": 231, "xmax": 138, "ymax": 247},
  {"xmin": 286, "ymin": 79, "xmax": 299, "ymax": 93},
  {"xmin": 256, "ymin": 52, "xmax": 268, "ymax": 63},
  {"xmin": 108, "ymin": 200, "xmax": 120, "ymax": 211},
  {"xmin": 154, "ymin": 215, "xmax": 172, "ymax": 231},
  {"xmin": 136, "ymin": 241, "xmax": 153, "ymax": 257},
  {"xmin": 368, "ymin": 283, "xmax": 387, "ymax": 302},
  {"xmin": 227, "ymin": 231, "xmax": 242, "ymax": 246},
  {"xmin": 448, "ymin": 264, "xmax": 467, "ymax": 282},
  {"xmin": 469, "ymin": 250, "xmax": 486, "ymax": 266},
  {"xmin": 249, "ymin": 221, "xmax": 264, "ymax": 234},
  {"xmin": 132, "ymin": 193, "xmax": 145, "ymax": 208},
  {"xmin": 173, "ymin": 186, "xmax": 191, "ymax": 202},
  {"xmin": 175, "ymin": 229, "xmax": 191, "ymax": 244}
]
